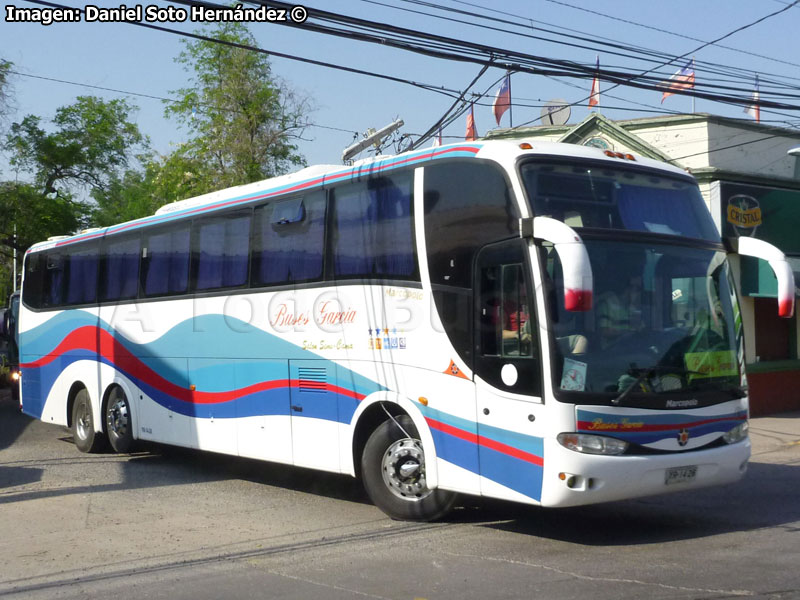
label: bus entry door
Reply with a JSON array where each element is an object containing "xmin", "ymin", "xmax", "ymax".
[{"xmin": 474, "ymin": 239, "xmax": 545, "ymax": 503}]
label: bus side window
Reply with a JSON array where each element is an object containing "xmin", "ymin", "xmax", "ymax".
[
  {"xmin": 65, "ymin": 247, "xmax": 99, "ymax": 306},
  {"xmin": 478, "ymin": 265, "xmax": 502, "ymax": 356},
  {"xmin": 500, "ymin": 264, "xmax": 533, "ymax": 358},
  {"xmin": 330, "ymin": 174, "xmax": 417, "ymax": 280},
  {"xmin": 142, "ymin": 225, "xmax": 191, "ymax": 297},
  {"xmin": 45, "ymin": 253, "xmax": 65, "ymax": 307},
  {"xmin": 192, "ymin": 210, "xmax": 251, "ymax": 291},
  {"xmin": 101, "ymin": 236, "xmax": 140, "ymax": 302},
  {"xmin": 475, "ymin": 239, "xmax": 541, "ymax": 396},
  {"xmin": 252, "ymin": 191, "xmax": 326, "ymax": 286}
]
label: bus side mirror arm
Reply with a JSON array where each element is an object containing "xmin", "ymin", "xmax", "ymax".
[
  {"xmin": 520, "ymin": 217, "xmax": 593, "ymax": 311},
  {"xmin": 727, "ymin": 236, "xmax": 795, "ymax": 318}
]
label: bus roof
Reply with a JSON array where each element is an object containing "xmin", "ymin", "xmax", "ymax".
[{"xmin": 26, "ymin": 139, "xmax": 690, "ymax": 253}]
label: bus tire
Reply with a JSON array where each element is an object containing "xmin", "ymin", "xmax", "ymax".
[
  {"xmin": 71, "ymin": 388, "xmax": 106, "ymax": 453},
  {"xmin": 361, "ymin": 415, "xmax": 456, "ymax": 521},
  {"xmin": 106, "ymin": 387, "xmax": 135, "ymax": 454}
]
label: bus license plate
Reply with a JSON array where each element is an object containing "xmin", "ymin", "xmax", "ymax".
[{"xmin": 665, "ymin": 465, "xmax": 697, "ymax": 485}]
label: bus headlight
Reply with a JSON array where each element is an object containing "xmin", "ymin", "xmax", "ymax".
[
  {"xmin": 722, "ymin": 422, "xmax": 749, "ymax": 444},
  {"xmin": 557, "ymin": 433, "xmax": 628, "ymax": 455}
]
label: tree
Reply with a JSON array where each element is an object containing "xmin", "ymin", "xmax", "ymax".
[
  {"xmin": 165, "ymin": 22, "xmax": 310, "ymax": 191},
  {"xmin": 0, "ymin": 181, "xmax": 82, "ymax": 251},
  {"xmin": 1, "ymin": 96, "xmax": 148, "ymax": 253},
  {"xmin": 5, "ymin": 96, "xmax": 147, "ymax": 200},
  {"xmin": 0, "ymin": 59, "xmax": 12, "ymax": 124}
]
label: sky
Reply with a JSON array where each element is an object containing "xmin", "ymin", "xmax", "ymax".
[{"xmin": 1, "ymin": 0, "xmax": 798, "ymax": 178}]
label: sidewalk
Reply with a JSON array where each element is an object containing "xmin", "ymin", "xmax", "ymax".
[{"xmin": 748, "ymin": 411, "xmax": 800, "ymax": 459}]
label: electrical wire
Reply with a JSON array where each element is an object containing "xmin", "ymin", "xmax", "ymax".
[
  {"xmin": 16, "ymin": 0, "xmax": 800, "ymax": 159},
  {"xmin": 237, "ymin": 0, "xmax": 800, "ymax": 111}
]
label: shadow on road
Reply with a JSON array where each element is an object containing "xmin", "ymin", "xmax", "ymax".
[
  {"xmin": 0, "ymin": 388, "xmax": 31, "ymax": 453},
  {"xmin": 452, "ymin": 460, "xmax": 800, "ymax": 545},
  {"xmin": 5, "ymin": 383, "xmax": 798, "ymax": 545},
  {"xmin": 137, "ymin": 443, "xmax": 372, "ymax": 505}
]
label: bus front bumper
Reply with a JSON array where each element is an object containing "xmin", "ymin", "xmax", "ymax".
[{"xmin": 539, "ymin": 437, "xmax": 751, "ymax": 508}]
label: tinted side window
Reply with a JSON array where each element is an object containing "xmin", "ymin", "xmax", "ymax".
[
  {"xmin": 424, "ymin": 161, "xmax": 518, "ymax": 288},
  {"xmin": 22, "ymin": 252, "xmax": 47, "ymax": 309},
  {"xmin": 475, "ymin": 239, "xmax": 541, "ymax": 396},
  {"xmin": 65, "ymin": 246, "xmax": 99, "ymax": 305},
  {"xmin": 252, "ymin": 191, "xmax": 325, "ymax": 286},
  {"xmin": 193, "ymin": 211, "xmax": 251, "ymax": 291},
  {"xmin": 101, "ymin": 236, "xmax": 140, "ymax": 302},
  {"xmin": 331, "ymin": 173, "xmax": 417, "ymax": 280},
  {"xmin": 423, "ymin": 160, "xmax": 518, "ymax": 368},
  {"xmin": 142, "ymin": 225, "xmax": 190, "ymax": 297}
]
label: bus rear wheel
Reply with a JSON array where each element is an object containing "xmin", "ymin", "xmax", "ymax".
[
  {"xmin": 361, "ymin": 415, "xmax": 456, "ymax": 521},
  {"xmin": 71, "ymin": 389, "xmax": 106, "ymax": 453},
  {"xmin": 106, "ymin": 387, "xmax": 134, "ymax": 454}
]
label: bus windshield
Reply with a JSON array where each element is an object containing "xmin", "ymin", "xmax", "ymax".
[
  {"xmin": 521, "ymin": 160, "xmax": 720, "ymax": 242},
  {"xmin": 545, "ymin": 238, "xmax": 744, "ymax": 406}
]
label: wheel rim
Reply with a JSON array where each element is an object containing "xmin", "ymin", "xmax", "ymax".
[
  {"xmin": 107, "ymin": 395, "xmax": 129, "ymax": 439},
  {"xmin": 75, "ymin": 402, "xmax": 91, "ymax": 441},
  {"xmin": 381, "ymin": 438, "xmax": 433, "ymax": 502}
]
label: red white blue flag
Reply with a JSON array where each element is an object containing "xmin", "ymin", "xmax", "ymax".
[
  {"xmin": 589, "ymin": 56, "xmax": 600, "ymax": 108},
  {"xmin": 660, "ymin": 59, "xmax": 695, "ymax": 103},
  {"xmin": 492, "ymin": 74, "xmax": 511, "ymax": 125},
  {"xmin": 465, "ymin": 103, "xmax": 478, "ymax": 141},
  {"xmin": 744, "ymin": 74, "xmax": 760, "ymax": 122}
]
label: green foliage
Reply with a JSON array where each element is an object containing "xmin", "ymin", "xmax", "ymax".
[
  {"xmin": 0, "ymin": 181, "xmax": 83, "ymax": 251},
  {"xmin": 5, "ymin": 96, "xmax": 147, "ymax": 198},
  {"xmin": 0, "ymin": 25, "xmax": 312, "ymax": 293},
  {"xmin": 91, "ymin": 151, "xmax": 214, "ymax": 226},
  {"xmin": 0, "ymin": 59, "xmax": 12, "ymax": 122},
  {"xmin": 0, "ymin": 94, "xmax": 148, "ymax": 294},
  {"xmin": 165, "ymin": 22, "xmax": 309, "ymax": 191}
]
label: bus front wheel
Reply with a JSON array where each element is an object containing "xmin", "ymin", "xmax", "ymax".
[
  {"xmin": 106, "ymin": 387, "xmax": 134, "ymax": 454},
  {"xmin": 71, "ymin": 389, "xmax": 106, "ymax": 453},
  {"xmin": 361, "ymin": 415, "xmax": 456, "ymax": 521}
]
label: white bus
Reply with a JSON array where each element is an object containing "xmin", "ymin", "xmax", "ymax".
[{"xmin": 18, "ymin": 140, "xmax": 795, "ymax": 521}]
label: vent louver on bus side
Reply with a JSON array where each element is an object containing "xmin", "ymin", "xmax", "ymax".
[{"xmin": 297, "ymin": 367, "xmax": 327, "ymax": 394}]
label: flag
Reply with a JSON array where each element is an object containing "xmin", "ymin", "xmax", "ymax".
[
  {"xmin": 492, "ymin": 74, "xmax": 511, "ymax": 125},
  {"xmin": 431, "ymin": 127, "xmax": 443, "ymax": 147},
  {"xmin": 660, "ymin": 58, "xmax": 695, "ymax": 103},
  {"xmin": 589, "ymin": 55, "xmax": 600, "ymax": 108},
  {"xmin": 745, "ymin": 74, "xmax": 760, "ymax": 123},
  {"xmin": 465, "ymin": 103, "xmax": 478, "ymax": 141}
]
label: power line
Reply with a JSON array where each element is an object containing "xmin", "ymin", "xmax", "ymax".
[
  {"xmin": 22, "ymin": 0, "xmax": 466, "ymax": 100},
  {"xmin": 6, "ymin": 67, "xmax": 363, "ymax": 137},
  {"xmin": 508, "ymin": 0, "xmax": 800, "ymax": 129},
  {"xmin": 534, "ymin": 0, "xmax": 800, "ymax": 71},
  {"xmin": 396, "ymin": 0, "xmax": 800, "ymax": 89},
  {"xmin": 245, "ymin": 0, "xmax": 800, "ymax": 110},
  {"xmin": 428, "ymin": 0, "xmax": 800, "ymax": 94},
  {"xmin": 17, "ymin": 0, "xmax": 800, "ymax": 153}
]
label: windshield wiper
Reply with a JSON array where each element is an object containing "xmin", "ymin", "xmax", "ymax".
[{"xmin": 612, "ymin": 364, "xmax": 702, "ymax": 406}]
